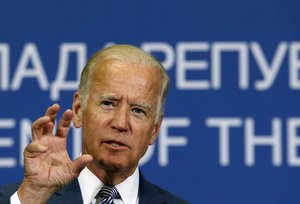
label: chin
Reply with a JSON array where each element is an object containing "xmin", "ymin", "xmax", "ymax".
[{"xmin": 96, "ymin": 156, "xmax": 127, "ymax": 170}]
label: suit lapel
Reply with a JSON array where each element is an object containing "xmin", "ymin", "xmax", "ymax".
[{"xmin": 138, "ymin": 172, "xmax": 166, "ymax": 204}]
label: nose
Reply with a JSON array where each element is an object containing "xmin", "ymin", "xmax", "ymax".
[{"xmin": 112, "ymin": 105, "xmax": 129, "ymax": 132}]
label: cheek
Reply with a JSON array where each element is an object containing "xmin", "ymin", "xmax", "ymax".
[
  {"xmin": 133, "ymin": 126, "xmax": 154, "ymax": 147},
  {"xmin": 81, "ymin": 117, "xmax": 99, "ymax": 148},
  {"xmin": 83, "ymin": 110, "xmax": 102, "ymax": 134}
]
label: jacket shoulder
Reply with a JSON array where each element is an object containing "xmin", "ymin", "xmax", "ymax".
[
  {"xmin": 150, "ymin": 182, "xmax": 190, "ymax": 204},
  {"xmin": 139, "ymin": 173, "xmax": 190, "ymax": 204}
]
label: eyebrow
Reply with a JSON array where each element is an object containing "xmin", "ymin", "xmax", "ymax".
[
  {"xmin": 132, "ymin": 102, "xmax": 151, "ymax": 111},
  {"xmin": 96, "ymin": 94, "xmax": 152, "ymax": 111},
  {"xmin": 96, "ymin": 93, "xmax": 120, "ymax": 101}
]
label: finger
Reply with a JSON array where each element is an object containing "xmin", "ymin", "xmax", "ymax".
[
  {"xmin": 72, "ymin": 154, "xmax": 93, "ymax": 176},
  {"xmin": 55, "ymin": 109, "xmax": 73, "ymax": 138},
  {"xmin": 24, "ymin": 142, "xmax": 48, "ymax": 158},
  {"xmin": 43, "ymin": 104, "xmax": 60, "ymax": 135},
  {"xmin": 31, "ymin": 116, "xmax": 51, "ymax": 141}
]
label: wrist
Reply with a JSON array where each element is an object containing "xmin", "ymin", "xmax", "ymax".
[{"xmin": 18, "ymin": 180, "xmax": 56, "ymax": 204}]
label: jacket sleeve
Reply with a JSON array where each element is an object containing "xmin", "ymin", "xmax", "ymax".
[{"xmin": 0, "ymin": 183, "xmax": 20, "ymax": 204}]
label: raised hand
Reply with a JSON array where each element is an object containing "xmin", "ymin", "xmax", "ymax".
[{"xmin": 18, "ymin": 104, "xmax": 92, "ymax": 203}]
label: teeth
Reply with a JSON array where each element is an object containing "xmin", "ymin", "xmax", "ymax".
[{"xmin": 111, "ymin": 142, "xmax": 120, "ymax": 147}]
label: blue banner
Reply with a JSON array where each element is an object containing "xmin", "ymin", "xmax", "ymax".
[{"xmin": 1, "ymin": 1, "xmax": 300, "ymax": 203}]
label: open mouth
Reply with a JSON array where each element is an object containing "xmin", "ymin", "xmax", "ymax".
[
  {"xmin": 107, "ymin": 141, "xmax": 123, "ymax": 147},
  {"xmin": 105, "ymin": 141, "xmax": 127, "ymax": 148}
]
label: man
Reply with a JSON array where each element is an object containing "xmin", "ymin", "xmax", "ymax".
[{"xmin": 0, "ymin": 44, "xmax": 189, "ymax": 204}]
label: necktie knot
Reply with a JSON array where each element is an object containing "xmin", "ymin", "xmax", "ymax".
[{"xmin": 96, "ymin": 185, "xmax": 119, "ymax": 204}]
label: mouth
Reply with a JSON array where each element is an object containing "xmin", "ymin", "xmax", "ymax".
[
  {"xmin": 103, "ymin": 140, "xmax": 129, "ymax": 150},
  {"xmin": 106, "ymin": 141, "xmax": 124, "ymax": 147}
]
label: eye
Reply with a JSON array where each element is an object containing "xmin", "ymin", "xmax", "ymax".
[
  {"xmin": 101, "ymin": 101, "xmax": 115, "ymax": 109},
  {"xmin": 132, "ymin": 107, "xmax": 146, "ymax": 116}
]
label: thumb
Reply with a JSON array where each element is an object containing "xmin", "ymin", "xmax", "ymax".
[{"xmin": 72, "ymin": 154, "xmax": 93, "ymax": 176}]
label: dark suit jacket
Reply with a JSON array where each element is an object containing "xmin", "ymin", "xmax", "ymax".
[{"xmin": 0, "ymin": 173, "xmax": 189, "ymax": 204}]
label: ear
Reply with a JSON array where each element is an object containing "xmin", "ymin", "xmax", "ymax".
[
  {"xmin": 149, "ymin": 113, "xmax": 164, "ymax": 145},
  {"xmin": 72, "ymin": 92, "xmax": 83, "ymax": 128}
]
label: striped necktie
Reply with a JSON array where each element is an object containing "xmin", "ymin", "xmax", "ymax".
[{"xmin": 95, "ymin": 185, "xmax": 119, "ymax": 204}]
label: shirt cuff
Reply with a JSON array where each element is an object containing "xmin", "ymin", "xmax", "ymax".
[{"xmin": 10, "ymin": 191, "xmax": 21, "ymax": 204}]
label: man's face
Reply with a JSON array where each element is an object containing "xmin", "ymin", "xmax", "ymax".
[{"xmin": 74, "ymin": 60, "xmax": 163, "ymax": 174}]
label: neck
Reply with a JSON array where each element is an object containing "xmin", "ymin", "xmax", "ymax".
[{"xmin": 86, "ymin": 161, "xmax": 137, "ymax": 185}]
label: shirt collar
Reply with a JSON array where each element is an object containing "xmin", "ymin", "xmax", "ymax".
[
  {"xmin": 115, "ymin": 167, "xmax": 139, "ymax": 204},
  {"xmin": 78, "ymin": 167, "xmax": 102, "ymax": 204},
  {"xmin": 78, "ymin": 167, "xmax": 139, "ymax": 204}
]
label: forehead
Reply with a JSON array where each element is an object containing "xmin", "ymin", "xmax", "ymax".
[{"xmin": 90, "ymin": 60, "xmax": 163, "ymax": 100}]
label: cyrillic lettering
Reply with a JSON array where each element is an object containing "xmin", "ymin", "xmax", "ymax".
[
  {"xmin": 51, "ymin": 43, "xmax": 86, "ymax": 100},
  {"xmin": 176, "ymin": 42, "xmax": 210, "ymax": 89},
  {"xmin": 11, "ymin": 43, "xmax": 49, "ymax": 90},
  {"xmin": 141, "ymin": 42, "xmax": 175, "ymax": 70},
  {"xmin": 251, "ymin": 42, "xmax": 287, "ymax": 90},
  {"xmin": 290, "ymin": 42, "xmax": 300, "ymax": 89},
  {"xmin": 212, "ymin": 42, "xmax": 248, "ymax": 89},
  {"xmin": 0, "ymin": 44, "xmax": 9, "ymax": 91}
]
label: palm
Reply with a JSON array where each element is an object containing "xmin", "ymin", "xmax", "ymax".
[
  {"xmin": 24, "ymin": 135, "xmax": 75, "ymax": 188},
  {"xmin": 22, "ymin": 104, "xmax": 92, "ymax": 191}
]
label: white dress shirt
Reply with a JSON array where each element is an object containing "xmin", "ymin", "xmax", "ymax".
[
  {"xmin": 10, "ymin": 167, "xmax": 140, "ymax": 204},
  {"xmin": 79, "ymin": 167, "xmax": 140, "ymax": 204}
]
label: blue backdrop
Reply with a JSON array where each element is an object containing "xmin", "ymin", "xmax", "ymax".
[{"xmin": 1, "ymin": 1, "xmax": 300, "ymax": 203}]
